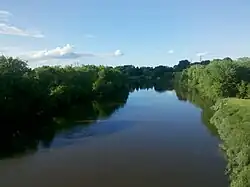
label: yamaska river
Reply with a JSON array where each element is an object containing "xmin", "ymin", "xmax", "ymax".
[{"xmin": 0, "ymin": 89, "xmax": 228, "ymax": 187}]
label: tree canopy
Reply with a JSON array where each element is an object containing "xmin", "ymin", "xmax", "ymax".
[{"xmin": 178, "ymin": 58, "xmax": 250, "ymax": 100}]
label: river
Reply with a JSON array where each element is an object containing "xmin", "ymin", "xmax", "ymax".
[{"xmin": 0, "ymin": 89, "xmax": 228, "ymax": 187}]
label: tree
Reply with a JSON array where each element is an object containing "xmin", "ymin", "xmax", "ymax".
[{"xmin": 174, "ymin": 60, "xmax": 191, "ymax": 72}]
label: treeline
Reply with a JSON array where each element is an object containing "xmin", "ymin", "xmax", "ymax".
[
  {"xmin": 177, "ymin": 57, "xmax": 250, "ymax": 187},
  {"xmin": 0, "ymin": 56, "xmax": 128, "ymax": 122},
  {"xmin": 0, "ymin": 55, "xmax": 225, "ymax": 133},
  {"xmin": 1, "ymin": 55, "xmax": 202, "ymax": 123},
  {"xmin": 178, "ymin": 57, "xmax": 250, "ymax": 100},
  {"xmin": 2, "ymin": 56, "xmax": 195, "ymax": 127}
]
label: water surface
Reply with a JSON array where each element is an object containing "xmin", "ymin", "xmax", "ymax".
[{"xmin": 0, "ymin": 89, "xmax": 228, "ymax": 187}]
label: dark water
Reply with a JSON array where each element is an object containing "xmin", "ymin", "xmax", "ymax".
[{"xmin": 0, "ymin": 89, "xmax": 228, "ymax": 187}]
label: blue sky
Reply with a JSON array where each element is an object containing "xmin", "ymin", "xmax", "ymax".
[{"xmin": 0, "ymin": 0, "xmax": 250, "ymax": 67}]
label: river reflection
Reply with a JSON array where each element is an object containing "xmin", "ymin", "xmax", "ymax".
[
  {"xmin": 0, "ymin": 81, "xmax": 175, "ymax": 159},
  {"xmin": 1, "ymin": 85, "xmax": 220, "ymax": 158},
  {"xmin": 0, "ymin": 90, "xmax": 129, "ymax": 159},
  {"xmin": 174, "ymin": 85, "xmax": 219, "ymax": 136},
  {"xmin": 0, "ymin": 86, "xmax": 228, "ymax": 187}
]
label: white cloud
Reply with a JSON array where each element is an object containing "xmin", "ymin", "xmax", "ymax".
[
  {"xmin": 0, "ymin": 46, "xmax": 19, "ymax": 54},
  {"xmin": 196, "ymin": 52, "xmax": 208, "ymax": 56},
  {"xmin": 0, "ymin": 23, "xmax": 44, "ymax": 38},
  {"xmin": 23, "ymin": 44, "xmax": 124, "ymax": 61},
  {"xmin": 0, "ymin": 10, "xmax": 44, "ymax": 38},
  {"xmin": 0, "ymin": 10, "xmax": 12, "ymax": 22},
  {"xmin": 168, "ymin": 50, "xmax": 174, "ymax": 54},
  {"xmin": 114, "ymin": 50, "xmax": 123, "ymax": 56},
  {"xmin": 0, "ymin": 10, "xmax": 11, "ymax": 15}
]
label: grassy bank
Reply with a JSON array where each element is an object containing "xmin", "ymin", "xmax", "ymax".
[{"xmin": 211, "ymin": 98, "xmax": 250, "ymax": 187}]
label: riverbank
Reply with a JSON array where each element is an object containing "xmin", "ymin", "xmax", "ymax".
[
  {"xmin": 211, "ymin": 98, "xmax": 250, "ymax": 187},
  {"xmin": 176, "ymin": 57, "xmax": 250, "ymax": 186}
]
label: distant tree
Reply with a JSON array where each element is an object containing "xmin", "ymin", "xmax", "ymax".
[{"xmin": 174, "ymin": 60, "xmax": 191, "ymax": 72}]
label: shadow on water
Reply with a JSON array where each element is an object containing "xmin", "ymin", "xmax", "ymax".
[
  {"xmin": 0, "ymin": 90, "xmax": 129, "ymax": 159},
  {"xmin": 174, "ymin": 85, "xmax": 219, "ymax": 136}
]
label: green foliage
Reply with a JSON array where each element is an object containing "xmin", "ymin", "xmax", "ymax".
[
  {"xmin": 0, "ymin": 56, "xmax": 39, "ymax": 119},
  {"xmin": 93, "ymin": 67, "xmax": 127, "ymax": 96},
  {"xmin": 211, "ymin": 99, "xmax": 250, "ymax": 187},
  {"xmin": 173, "ymin": 60, "xmax": 191, "ymax": 72},
  {"xmin": 115, "ymin": 64, "xmax": 174, "ymax": 85},
  {"xmin": 178, "ymin": 58, "xmax": 250, "ymax": 100},
  {"xmin": 0, "ymin": 56, "xmax": 131, "ymax": 132}
]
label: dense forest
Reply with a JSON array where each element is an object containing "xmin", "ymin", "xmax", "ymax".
[{"xmin": 177, "ymin": 57, "xmax": 250, "ymax": 187}]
